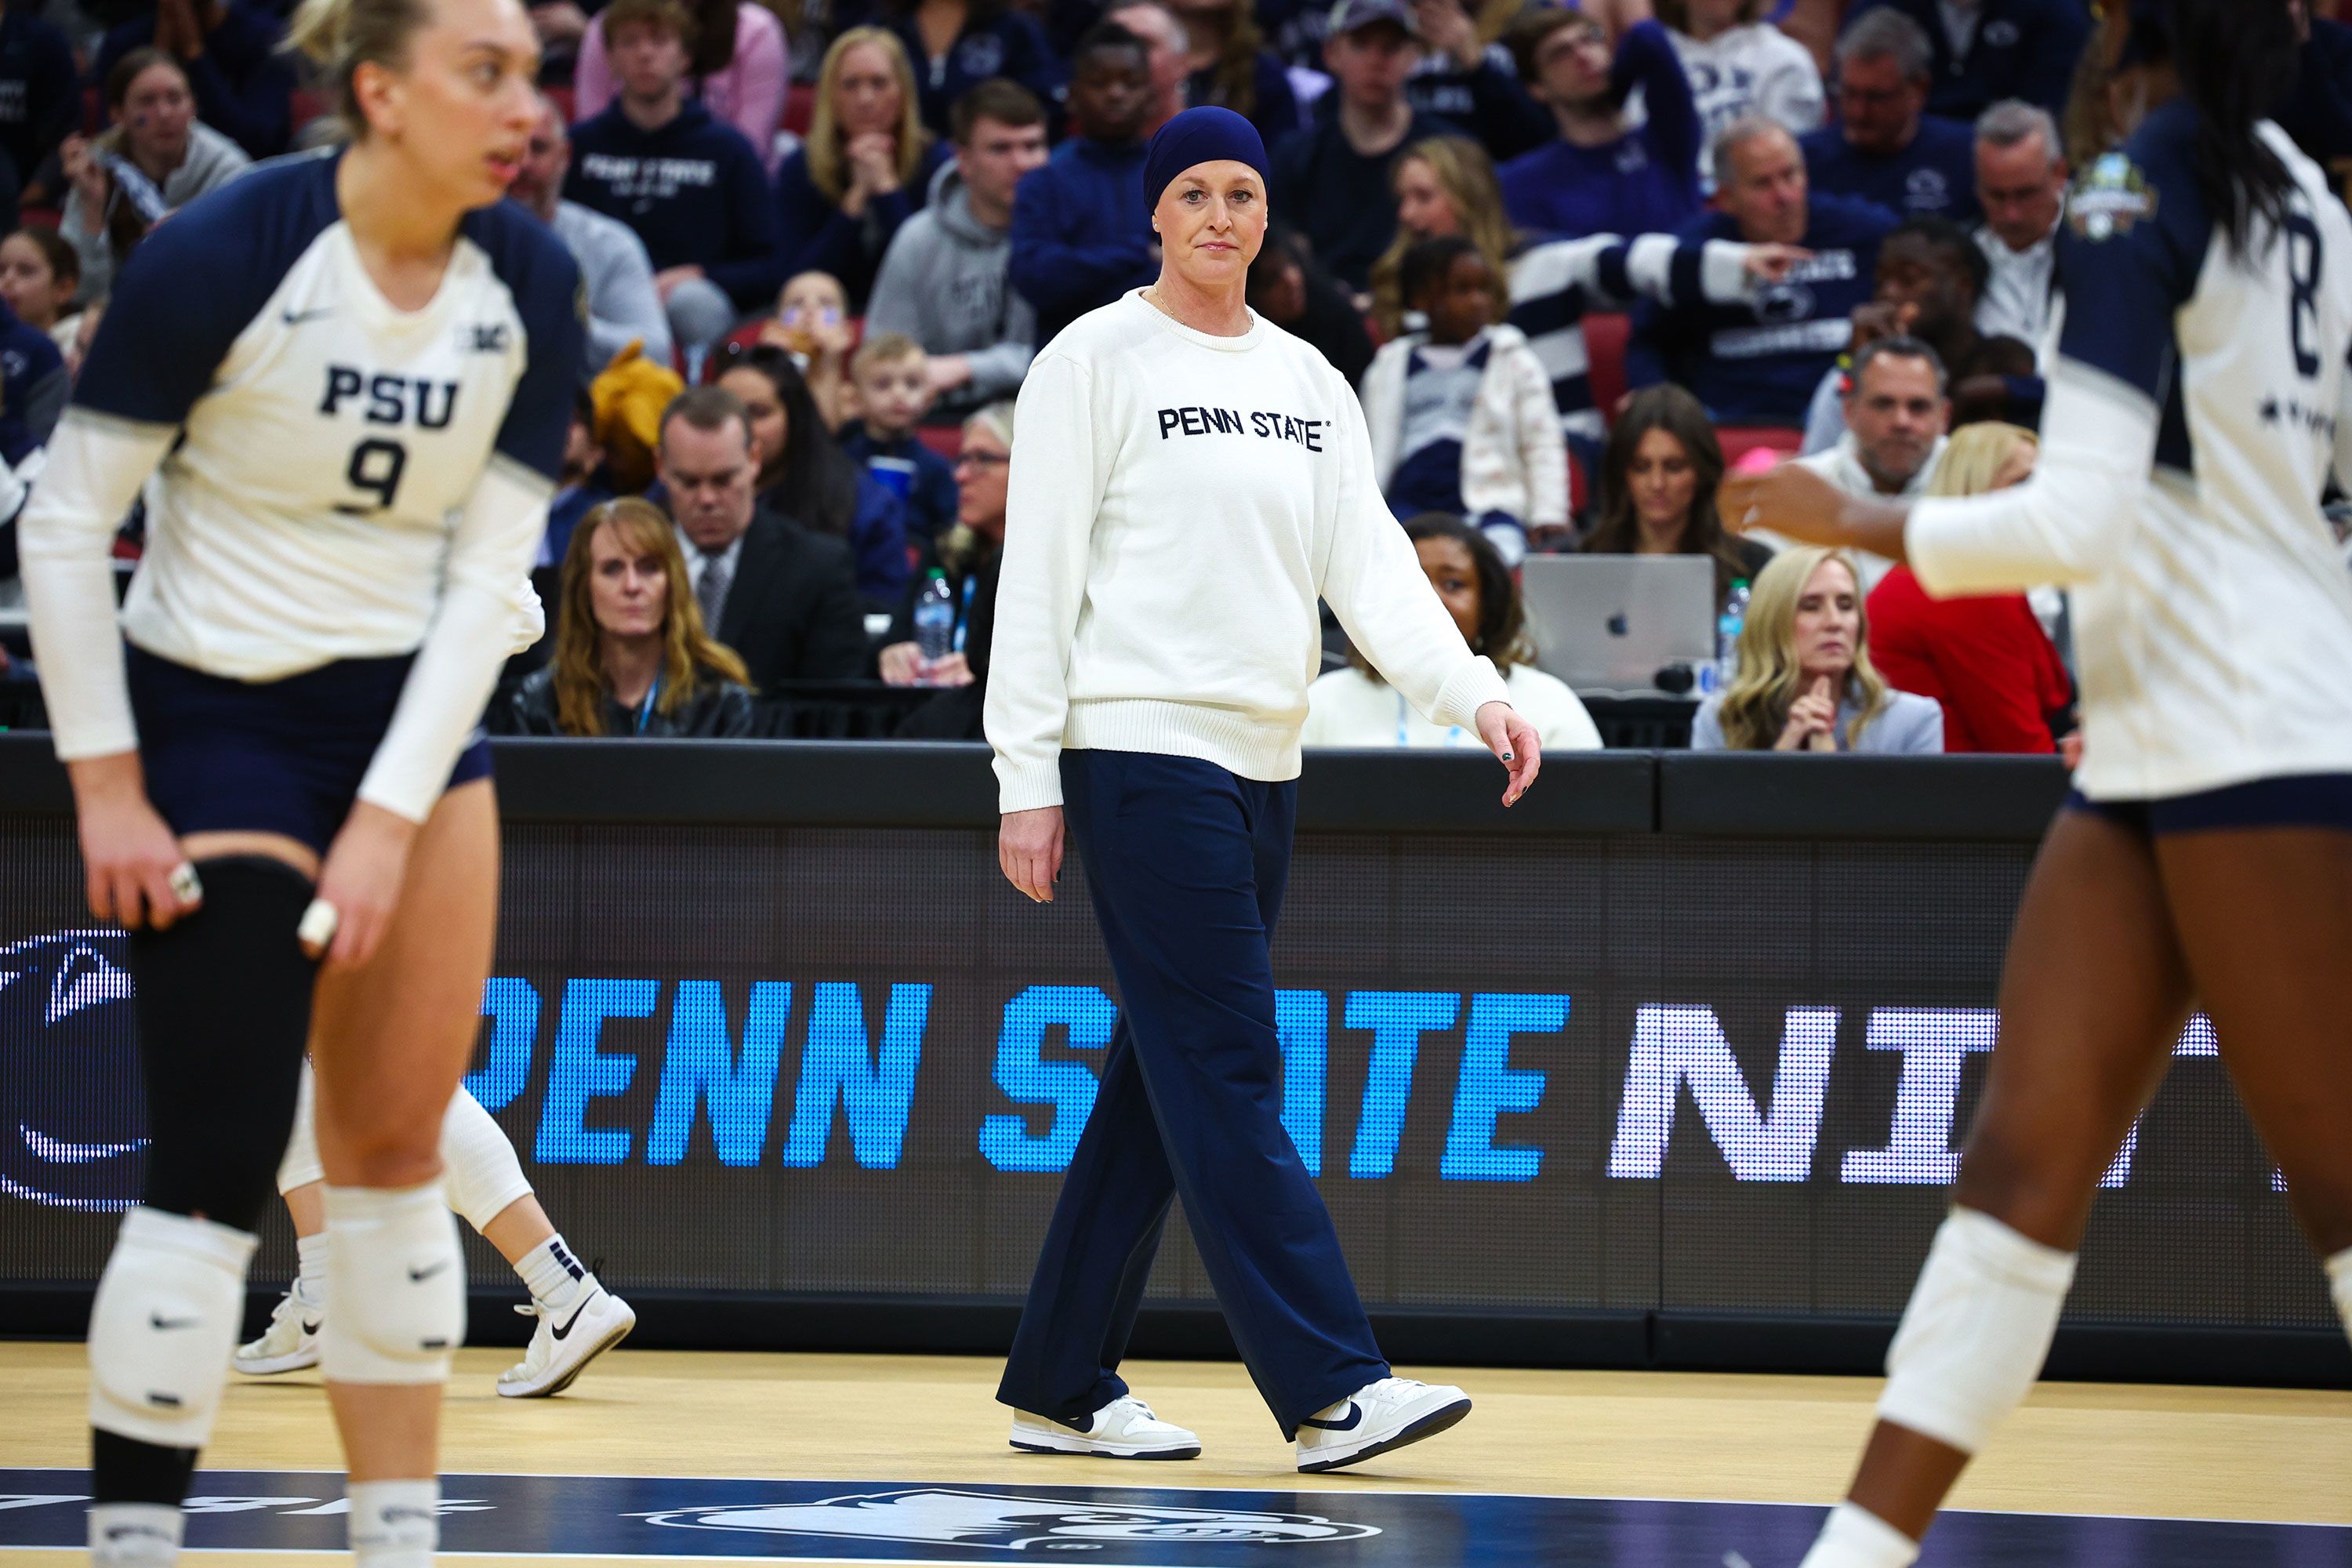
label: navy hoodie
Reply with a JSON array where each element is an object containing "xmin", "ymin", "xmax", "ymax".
[
  {"xmin": 1009, "ymin": 135, "xmax": 1153, "ymax": 347},
  {"xmin": 0, "ymin": 11, "xmax": 74, "ymax": 185},
  {"xmin": 1800, "ymin": 114, "xmax": 1981, "ymax": 226},
  {"xmin": 840, "ymin": 421, "xmax": 959, "ymax": 546},
  {"xmin": 1845, "ymin": 0, "xmax": 2089, "ymax": 121},
  {"xmin": 773, "ymin": 139, "xmax": 953, "ymax": 311},
  {"xmin": 1627, "ymin": 193, "xmax": 1897, "ymax": 426},
  {"xmin": 564, "ymin": 101, "xmax": 783, "ymax": 312},
  {"xmin": 96, "ymin": 0, "xmax": 296, "ymax": 160}
]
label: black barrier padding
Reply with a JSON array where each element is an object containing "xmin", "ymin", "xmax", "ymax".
[{"xmin": 0, "ymin": 740, "xmax": 2335, "ymax": 1385}]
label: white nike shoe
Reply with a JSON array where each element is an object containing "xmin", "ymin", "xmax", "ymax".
[
  {"xmin": 1009, "ymin": 1395, "xmax": 1203, "ymax": 1459},
  {"xmin": 1294, "ymin": 1377, "xmax": 1472, "ymax": 1472},
  {"xmin": 232, "ymin": 1284, "xmax": 323, "ymax": 1376},
  {"xmin": 495, "ymin": 1274, "xmax": 636, "ymax": 1398}
]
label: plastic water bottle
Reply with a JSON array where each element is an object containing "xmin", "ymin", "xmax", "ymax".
[
  {"xmin": 1715, "ymin": 578, "xmax": 1751, "ymax": 691},
  {"xmin": 913, "ymin": 569, "xmax": 956, "ymax": 673}
]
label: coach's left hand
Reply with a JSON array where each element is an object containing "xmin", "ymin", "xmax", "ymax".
[
  {"xmin": 1475, "ymin": 702, "xmax": 1541, "ymax": 808},
  {"xmin": 311, "ymin": 803, "xmax": 419, "ymax": 967}
]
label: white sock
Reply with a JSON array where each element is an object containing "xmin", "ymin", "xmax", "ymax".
[
  {"xmin": 348, "ymin": 1479, "xmax": 437, "ymax": 1567},
  {"xmin": 1798, "ymin": 1501, "xmax": 1921, "ymax": 1568},
  {"xmin": 514, "ymin": 1234, "xmax": 586, "ymax": 1310},
  {"xmin": 2328, "ymin": 1248, "xmax": 2352, "ymax": 1341},
  {"xmin": 295, "ymin": 1232, "xmax": 330, "ymax": 1309},
  {"xmin": 89, "ymin": 1502, "xmax": 182, "ymax": 1566}
]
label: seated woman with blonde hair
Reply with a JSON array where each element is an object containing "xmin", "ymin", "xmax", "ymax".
[
  {"xmin": 1304, "ymin": 513, "xmax": 1602, "ymax": 752},
  {"xmin": 507, "ymin": 498, "xmax": 757, "ymax": 738},
  {"xmin": 1693, "ymin": 543, "xmax": 1942, "ymax": 753}
]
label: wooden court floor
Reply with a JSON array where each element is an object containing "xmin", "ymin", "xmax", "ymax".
[{"xmin": 3, "ymin": 1341, "xmax": 2349, "ymax": 1564}]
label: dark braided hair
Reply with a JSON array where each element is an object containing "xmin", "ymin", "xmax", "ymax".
[{"xmin": 2118, "ymin": 0, "xmax": 2299, "ymax": 258}]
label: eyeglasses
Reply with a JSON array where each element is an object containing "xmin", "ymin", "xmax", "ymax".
[{"xmin": 954, "ymin": 451, "xmax": 1010, "ymax": 470}]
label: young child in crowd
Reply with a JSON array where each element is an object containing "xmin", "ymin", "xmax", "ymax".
[
  {"xmin": 757, "ymin": 268, "xmax": 857, "ymax": 430},
  {"xmin": 1358, "ymin": 236, "xmax": 1566, "ymax": 565},
  {"xmin": 838, "ymin": 332, "xmax": 959, "ymax": 547},
  {"xmin": 0, "ymin": 229, "xmax": 83, "ymax": 358}
]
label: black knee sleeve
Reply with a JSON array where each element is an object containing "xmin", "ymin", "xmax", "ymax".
[
  {"xmin": 130, "ymin": 856, "xmax": 318, "ymax": 1232},
  {"xmin": 92, "ymin": 1427, "xmax": 198, "ymax": 1507}
]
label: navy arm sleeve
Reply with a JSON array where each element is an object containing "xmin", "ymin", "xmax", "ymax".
[
  {"xmin": 477, "ymin": 216, "xmax": 589, "ymax": 482},
  {"xmin": 2051, "ymin": 110, "xmax": 2212, "ymax": 408},
  {"xmin": 1616, "ymin": 19, "xmax": 1703, "ymax": 200}
]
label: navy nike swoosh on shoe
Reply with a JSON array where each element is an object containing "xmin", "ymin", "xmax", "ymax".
[
  {"xmin": 548, "ymin": 1295, "xmax": 596, "ymax": 1341},
  {"xmin": 1298, "ymin": 1403, "xmax": 1362, "ymax": 1432}
]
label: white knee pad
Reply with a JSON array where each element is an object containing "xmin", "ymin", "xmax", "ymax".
[
  {"xmin": 88, "ymin": 1207, "xmax": 257, "ymax": 1448},
  {"xmin": 2328, "ymin": 1248, "xmax": 2351, "ymax": 1341},
  {"xmin": 1878, "ymin": 1207, "xmax": 2076, "ymax": 1454},
  {"xmin": 438, "ymin": 1087, "xmax": 533, "ymax": 1234},
  {"xmin": 321, "ymin": 1181, "xmax": 465, "ymax": 1385},
  {"xmin": 276, "ymin": 1059, "xmax": 325, "ymax": 1194}
]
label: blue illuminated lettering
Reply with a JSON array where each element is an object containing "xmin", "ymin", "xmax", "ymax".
[
  {"xmin": 647, "ymin": 982, "xmax": 792, "ymax": 1167},
  {"xmin": 1346, "ymin": 992, "xmax": 1460, "ymax": 1178},
  {"xmin": 978, "ymin": 985, "xmax": 1118, "ymax": 1172},
  {"xmin": 1276, "ymin": 989, "xmax": 1329, "ymax": 1176},
  {"xmin": 535, "ymin": 978, "xmax": 657, "ymax": 1165},
  {"xmin": 465, "ymin": 976, "xmax": 540, "ymax": 1112},
  {"xmin": 1441, "ymin": 993, "xmax": 1563, "ymax": 1181},
  {"xmin": 781, "ymin": 983, "xmax": 931, "ymax": 1168}
]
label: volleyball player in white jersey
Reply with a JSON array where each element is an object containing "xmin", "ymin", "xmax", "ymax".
[
  {"xmin": 16, "ymin": 0, "xmax": 579, "ymax": 1556},
  {"xmin": 1724, "ymin": 3, "xmax": 2352, "ymax": 1564}
]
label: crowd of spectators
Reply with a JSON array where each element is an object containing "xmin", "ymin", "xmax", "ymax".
[{"xmin": 0, "ymin": 0, "xmax": 2349, "ymax": 751}]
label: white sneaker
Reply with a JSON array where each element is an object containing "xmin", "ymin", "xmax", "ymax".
[
  {"xmin": 232, "ymin": 1285, "xmax": 322, "ymax": 1376},
  {"xmin": 1294, "ymin": 1377, "xmax": 1472, "ymax": 1472},
  {"xmin": 495, "ymin": 1274, "xmax": 635, "ymax": 1398},
  {"xmin": 1009, "ymin": 1395, "xmax": 1202, "ymax": 1459}
]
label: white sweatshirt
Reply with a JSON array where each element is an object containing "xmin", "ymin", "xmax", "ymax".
[{"xmin": 985, "ymin": 290, "xmax": 1512, "ymax": 813}]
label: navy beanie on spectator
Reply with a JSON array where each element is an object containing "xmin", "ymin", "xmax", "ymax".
[{"xmin": 1142, "ymin": 107, "xmax": 1270, "ymax": 213}]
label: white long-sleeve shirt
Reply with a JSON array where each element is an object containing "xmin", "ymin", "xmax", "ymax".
[
  {"xmin": 985, "ymin": 290, "xmax": 1511, "ymax": 813},
  {"xmin": 1907, "ymin": 114, "xmax": 2352, "ymax": 800}
]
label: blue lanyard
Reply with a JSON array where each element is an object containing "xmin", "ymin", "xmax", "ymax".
[
  {"xmin": 1395, "ymin": 688, "xmax": 1464, "ymax": 747},
  {"xmin": 953, "ymin": 573, "xmax": 977, "ymax": 654},
  {"xmin": 632, "ymin": 671, "xmax": 663, "ymax": 735}
]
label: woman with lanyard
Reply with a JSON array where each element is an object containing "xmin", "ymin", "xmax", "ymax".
[{"xmin": 985, "ymin": 105, "xmax": 1541, "ymax": 1474}]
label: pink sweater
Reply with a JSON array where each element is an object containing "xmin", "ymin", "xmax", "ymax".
[{"xmin": 575, "ymin": 3, "xmax": 791, "ymax": 170}]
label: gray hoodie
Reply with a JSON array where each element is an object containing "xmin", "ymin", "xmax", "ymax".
[
  {"xmin": 64, "ymin": 122, "xmax": 251, "ymax": 306},
  {"xmin": 864, "ymin": 161, "xmax": 1036, "ymax": 411}
]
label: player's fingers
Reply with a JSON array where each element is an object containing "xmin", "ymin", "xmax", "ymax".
[
  {"xmin": 137, "ymin": 862, "xmax": 186, "ymax": 931},
  {"xmin": 85, "ymin": 862, "xmax": 117, "ymax": 927},
  {"xmin": 299, "ymin": 897, "xmax": 341, "ymax": 962}
]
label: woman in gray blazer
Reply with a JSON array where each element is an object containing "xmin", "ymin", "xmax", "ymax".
[{"xmin": 1693, "ymin": 546, "xmax": 1944, "ymax": 753}]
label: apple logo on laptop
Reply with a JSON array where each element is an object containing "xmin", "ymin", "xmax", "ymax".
[{"xmin": 1606, "ymin": 612, "xmax": 1630, "ymax": 637}]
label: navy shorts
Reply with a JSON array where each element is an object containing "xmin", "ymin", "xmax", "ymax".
[
  {"xmin": 2066, "ymin": 774, "xmax": 2352, "ymax": 837},
  {"xmin": 126, "ymin": 644, "xmax": 494, "ymax": 857}
]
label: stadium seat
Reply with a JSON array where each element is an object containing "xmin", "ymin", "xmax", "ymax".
[
  {"xmin": 784, "ymin": 83, "xmax": 815, "ymax": 136},
  {"xmin": 289, "ymin": 88, "xmax": 326, "ymax": 136},
  {"xmin": 82, "ymin": 85, "xmax": 100, "ymax": 136},
  {"xmin": 1715, "ymin": 426, "xmax": 1804, "ymax": 468},
  {"xmin": 546, "ymin": 85, "xmax": 576, "ymax": 124},
  {"xmin": 916, "ymin": 425, "xmax": 963, "ymax": 461},
  {"xmin": 1583, "ymin": 312, "xmax": 1630, "ymax": 422}
]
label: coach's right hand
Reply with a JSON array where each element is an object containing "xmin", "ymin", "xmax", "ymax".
[
  {"xmin": 69, "ymin": 753, "xmax": 200, "ymax": 931},
  {"xmin": 1000, "ymin": 807, "xmax": 1064, "ymax": 904}
]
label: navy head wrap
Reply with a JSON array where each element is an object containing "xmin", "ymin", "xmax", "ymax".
[{"xmin": 1143, "ymin": 106, "xmax": 1272, "ymax": 216}]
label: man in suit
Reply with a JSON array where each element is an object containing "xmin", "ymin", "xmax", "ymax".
[{"xmin": 656, "ymin": 387, "xmax": 869, "ymax": 690}]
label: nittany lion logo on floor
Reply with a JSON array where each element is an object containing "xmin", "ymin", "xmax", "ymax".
[{"xmin": 638, "ymin": 1488, "xmax": 1381, "ymax": 1551}]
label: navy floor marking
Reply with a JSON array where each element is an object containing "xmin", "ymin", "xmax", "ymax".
[{"xmin": 2, "ymin": 1471, "xmax": 2347, "ymax": 1563}]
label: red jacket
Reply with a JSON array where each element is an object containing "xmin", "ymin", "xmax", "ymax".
[{"xmin": 1866, "ymin": 567, "xmax": 2071, "ymax": 753}]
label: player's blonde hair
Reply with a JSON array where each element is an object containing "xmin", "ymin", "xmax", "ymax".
[
  {"xmin": 1716, "ymin": 547, "xmax": 1890, "ymax": 752},
  {"xmin": 285, "ymin": 0, "xmax": 430, "ymax": 133}
]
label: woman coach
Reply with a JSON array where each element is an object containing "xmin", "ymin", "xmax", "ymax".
[{"xmin": 984, "ymin": 105, "xmax": 1541, "ymax": 1475}]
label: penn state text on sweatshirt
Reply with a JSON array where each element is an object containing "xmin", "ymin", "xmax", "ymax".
[{"xmin": 985, "ymin": 291, "xmax": 1511, "ymax": 811}]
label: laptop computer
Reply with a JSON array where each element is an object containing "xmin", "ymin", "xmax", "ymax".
[{"xmin": 1519, "ymin": 555, "xmax": 1718, "ymax": 697}]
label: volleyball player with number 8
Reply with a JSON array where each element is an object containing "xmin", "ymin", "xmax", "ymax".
[
  {"xmin": 1723, "ymin": 2, "xmax": 2352, "ymax": 1564},
  {"xmin": 16, "ymin": 0, "xmax": 581, "ymax": 1559}
]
